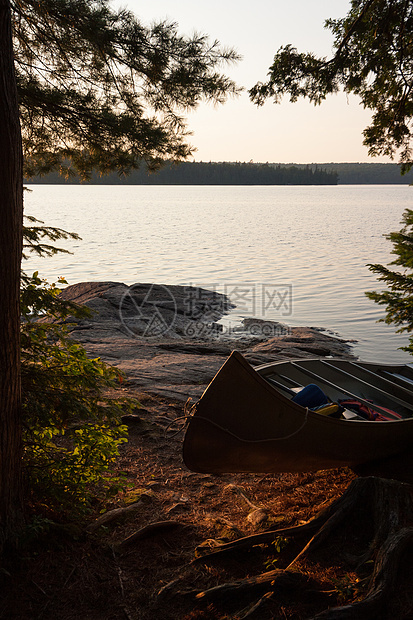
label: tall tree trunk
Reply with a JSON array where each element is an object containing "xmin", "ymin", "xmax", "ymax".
[{"xmin": 0, "ymin": 0, "xmax": 24, "ymax": 547}]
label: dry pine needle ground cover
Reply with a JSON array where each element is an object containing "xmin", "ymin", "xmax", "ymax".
[{"xmin": 0, "ymin": 387, "xmax": 398, "ymax": 620}]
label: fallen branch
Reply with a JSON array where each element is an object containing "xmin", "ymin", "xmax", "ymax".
[
  {"xmin": 115, "ymin": 521, "xmax": 185, "ymax": 554},
  {"xmin": 86, "ymin": 498, "xmax": 150, "ymax": 533},
  {"xmin": 111, "ymin": 546, "xmax": 134, "ymax": 620},
  {"xmin": 224, "ymin": 484, "xmax": 260, "ymax": 510}
]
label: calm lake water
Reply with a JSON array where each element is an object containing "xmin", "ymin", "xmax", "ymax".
[{"xmin": 24, "ymin": 184, "xmax": 413, "ymax": 364}]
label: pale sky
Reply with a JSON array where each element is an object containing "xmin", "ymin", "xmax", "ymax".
[{"xmin": 118, "ymin": 1, "xmax": 392, "ymax": 164}]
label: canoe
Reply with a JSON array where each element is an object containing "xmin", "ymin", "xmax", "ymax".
[{"xmin": 182, "ymin": 351, "xmax": 413, "ymax": 474}]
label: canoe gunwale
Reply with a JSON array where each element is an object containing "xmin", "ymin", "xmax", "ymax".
[
  {"xmin": 328, "ymin": 360, "xmax": 413, "ymax": 402},
  {"xmin": 256, "ymin": 357, "xmax": 413, "ymax": 419},
  {"xmin": 182, "ymin": 352, "xmax": 413, "ymax": 474}
]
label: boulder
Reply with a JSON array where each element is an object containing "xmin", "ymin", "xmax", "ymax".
[{"xmin": 59, "ymin": 282, "xmax": 356, "ymax": 401}]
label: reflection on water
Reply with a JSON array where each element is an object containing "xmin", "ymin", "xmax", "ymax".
[{"xmin": 24, "ymin": 184, "xmax": 413, "ymax": 363}]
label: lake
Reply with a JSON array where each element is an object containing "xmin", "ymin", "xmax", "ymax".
[{"xmin": 24, "ymin": 184, "xmax": 413, "ymax": 364}]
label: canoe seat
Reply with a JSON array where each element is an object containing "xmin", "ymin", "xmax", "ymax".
[{"xmin": 292, "ymin": 383, "xmax": 329, "ymax": 409}]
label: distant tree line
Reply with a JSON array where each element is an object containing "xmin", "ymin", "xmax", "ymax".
[
  {"xmin": 310, "ymin": 162, "xmax": 413, "ymax": 184},
  {"xmin": 27, "ymin": 161, "xmax": 337, "ymax": 185},
  {"xmin": 25, "ymin": 161, "xmax": 413, "ymax": 186}
]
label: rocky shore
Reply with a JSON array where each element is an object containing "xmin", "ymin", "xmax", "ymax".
[
  {"xmin": 13, "ymin": 282, "xmax": 410, "ymax": 620},
  {"xmin": 60, "ymin": 281, "xmax": 355, "ymax": 401}
]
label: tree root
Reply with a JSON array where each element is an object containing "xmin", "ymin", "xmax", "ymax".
[
  {"xmin": 235, "ymin": 591, "xmax": 273, "ymax": 619},
  {"xmin": 192, "ymin": 521, "xmax": 317, "ymax": 564},
  {"xmin": 310, "ymin": 527, "xmax": 413, "ymax": 619},
  {"xmin": 195, "ymin": 568, "xmax": 310, "ymax": 602},
  {"xmin": 186, "ymin": 477, "xmax": 413, "ymax": 619},
  {"xmin": 192, "ymin": 477, "xmax": 358, "ymax": 564},
  {"xmin": 289, "ymin": 476, "xmax": 413, "ymax": 569}
]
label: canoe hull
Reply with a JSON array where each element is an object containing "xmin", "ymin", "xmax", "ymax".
[{"xmin": 182, "ymin": 351, "xmax": 413, "ymax": 474}]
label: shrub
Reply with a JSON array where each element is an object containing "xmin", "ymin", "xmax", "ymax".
[{"xmin": 21, "ymin": 218, "xmax": 135, "ymax": 515}]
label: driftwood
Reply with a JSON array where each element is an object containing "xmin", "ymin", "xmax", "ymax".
[{"xmin": 182, "ymin": 477, "xmax": 413, "ymax": 619}]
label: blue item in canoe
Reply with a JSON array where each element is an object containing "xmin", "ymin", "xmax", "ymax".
[
  {"xmin": 292, "ymin": 384, "xmax": 329, "ymax": 409},
  {"xmin": 182, "ymin": 351, "xmax": 413, "ymax": 474}
]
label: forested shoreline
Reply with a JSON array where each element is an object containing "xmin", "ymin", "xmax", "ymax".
[
  {"xmin": 25, "ymin": 160, "xmax": 413, "ymax": 185},
  {"xmin": 317, "ymin": 162, "xmax": 413, "ymax": 184},
  {"xmin": 26, "ymin": 161, "xmax": 337, "ymax": 185}
]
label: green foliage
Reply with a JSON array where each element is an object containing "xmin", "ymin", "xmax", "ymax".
[
  {"xmin": 331, "ymin": 573, "xmax": 365, "ymax": 604},
  {"xmin": 23, "ymin": 214, "xmax": 81, "ymax": 259},
  {"xmin": 21, "ymin": 221, "xmax": 135, "ymax": 514},
  {"xmin": 21, "ymin": 215, "xmax": 89, "ymax": 321},
  {"xmin": 12, "ymin": 0, "xmax": 240, "ymax": 180},
  {"xmin": 263, "ymin": 536, "xmax": 289, "ymax": 569},
  {"xmin": 366, "ymin": 208, "xmax": 413, "ymax": 354},
  {"xmin": 250, "ymin": 0, "xmax": 413, "ymax": 172}
]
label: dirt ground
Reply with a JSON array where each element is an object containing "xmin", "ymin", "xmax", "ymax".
[{"xmin": 0, "ymin": 385, "xmax": 360, "ymax": 620}]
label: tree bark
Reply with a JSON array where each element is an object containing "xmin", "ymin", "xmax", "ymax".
[{"xmin": 0, "ymin": 0, "xmax": 24, "ymax": 547}]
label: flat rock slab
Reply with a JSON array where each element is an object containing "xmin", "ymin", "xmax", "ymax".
[
  {"xmin": 60, "ymin": 282, "xmax": 356, "ymax": 401},
  {"xmin": 60, "ymin": 281, "xmax": 232, "ymax": 340}
]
